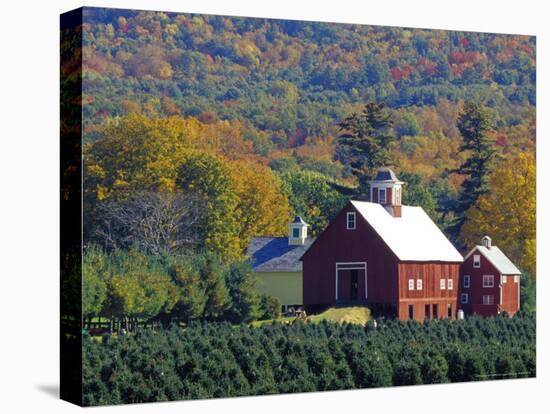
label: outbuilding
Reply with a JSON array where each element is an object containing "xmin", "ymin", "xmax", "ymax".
[{"xmin": 460, "ymin": 236, "xmax": 521, "ymax": 316}]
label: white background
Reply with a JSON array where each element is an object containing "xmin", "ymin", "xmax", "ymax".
[{"xmin": 0, "ymin": 0, "xmax": 548, "ymax": 412}]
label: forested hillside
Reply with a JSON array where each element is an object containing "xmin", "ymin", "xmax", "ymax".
[{"xmin": 61, "ymin": 8, "xmax": 537, "ymax": 326}]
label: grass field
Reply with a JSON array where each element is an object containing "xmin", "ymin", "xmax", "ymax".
[{"xmin": 251, "ymin": 306, "xmax": 371, "ymax": 327}]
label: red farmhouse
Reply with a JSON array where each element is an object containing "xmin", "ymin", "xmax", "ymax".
[
  {"xmin": 460, "ymin": 236, "xmax": 521, "ymax": 317},
  {"xmin": 301, "ymin": 168, "xmax": 464, "ymax": 321}
]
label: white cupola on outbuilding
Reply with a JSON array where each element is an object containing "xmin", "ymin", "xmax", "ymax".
[
  {"xmin": 369, "ymin": 167, "xmax": 405, "ymax": 217},
  {"xmin": 288, "ymin": 216, "xmax": 308, "ymax": 245},
  {"xmin": 482, "ymin": 235, "xmax": 492, "ymax": 249}
]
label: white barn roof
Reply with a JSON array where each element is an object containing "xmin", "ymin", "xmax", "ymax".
[
  {"xmin": 350, "ymin": 200, "xmax": 463, "ymax": 262},
  {"xmin": 465, "ymin": 245, "xmax": 521, "ymax": 275}
]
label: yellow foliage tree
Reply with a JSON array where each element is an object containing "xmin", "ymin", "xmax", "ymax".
[
  {"xmin": 84, "ymin": 113, "xmax": 207, "ymax": 200},
  {"xmin": 459, "ymin": 153, "xmax": 536, "ymax": 279},
  {"xmin": 229, "ymin": 160, "xmax": 293, "ymax": 251}
]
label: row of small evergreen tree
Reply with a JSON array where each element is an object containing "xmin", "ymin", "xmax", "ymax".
[{"xmin": 83, "ymin": 313, "xmax": 535, "ymax": 405}]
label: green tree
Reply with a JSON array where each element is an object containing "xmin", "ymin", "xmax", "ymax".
[
  {"xmin": 193, "ymin": 252, "xmax": 230, "ymax": 319},
  {"xmin": 337, "ymin": 102, "xmax": 395, "ymax": 198},
  {"xmin": 82, "ymin": 247, "xmax": 107, "ymax": 320},
  {"xmin": 280, "ymin": 170, "xmax": 347, "ymax": 235},
  {"xmin": 447, "ymin": 102, "xmax": 497, "ymax": 240},
  {"xmin": 176, "ymin": 152, "xmax": 241, "ymax": 261},
  {"xmin": 165, "ymin": 256, "xmax": 207, "ymax": 322},
  {"xmin": 223, "ymin": 261, "xmax": 261, "ymax": 323},
  {"xmin": 259, "ymin": 295, "xmax": 281, "ymax": 320}
]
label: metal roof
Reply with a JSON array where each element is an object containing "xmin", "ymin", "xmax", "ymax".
[
  {"xmin": 465, "ymin": 245, "xmax": 521, "ymax": 275},
  {"xmin": 374, "ymin": 168, "xmax": 399, "ymax": 182},
  {"xmin": 351, "ymin": 200, "xmax": 463, "ymax": 262},
  {"xmin": 292, "ymin": 216, "xmax": 307, "ymax": 225},
  {"xmin": 246, "ymin": 237, "xmax": 315, "ymax": 272}
]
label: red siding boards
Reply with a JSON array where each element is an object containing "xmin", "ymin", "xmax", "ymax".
[
  {"xmin": 398, "ymin": 262, "xmax": 461, "ymax": 320},
  {"xmin": 460, "ymin": 248, "xmax": 520, "ymax": 317},
  {"xmin": 302, "ymin": 203, "xmax": 398, "ymax": 310}
]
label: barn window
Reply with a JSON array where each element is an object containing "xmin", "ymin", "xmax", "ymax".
[
  {"xmin": 482, "ymin": 295, "xmax": 494, "ymax": 305},
  {"xmin": 483, "ymin": 275, "xmax": 494, "ymax": 288},
  {"xmin": 408, "ymin": 304, "xmax": 415, "ymax": 320},
  {"xmin": 501, "ymin": 275, "xmax": 507, "ymax": 283},
  {"xmin": 447, "ymin": 304, "xmax": 453, "ymax": 318},
  {"xmin": 473, "ymin": 254, "xmax": 481, "ymax": 268},
  {"xmin": 514, "ymin": 275, "xmax": 519, "ymax": 283},
  {"xmin": 440, "ymin": 279, "xmax": 446, "ymax": 290},
  {"xmin": 379, "ymin": 188, "xmax": 386, "ymax": 204},
  {"xmin": 416, "ymin": 279, "xmax": 423, "ymax": 290},
  {"xmin": 408, "ymin": 279, "xmax": 414, "ymax": 290},
  {"xmin": 461, "ymin": 293, "xmax": 469, "ymax": 304},
  {"xmin": 447, "ymin": 279, "xmax": 453, "ymax": 290},
  {"xmin": 346, "ymin": 212, "xmax": 356, "ymax": 230},
  {"xmin": 463, "ymin": 275, "xmax": 470, "ymax": 288}
]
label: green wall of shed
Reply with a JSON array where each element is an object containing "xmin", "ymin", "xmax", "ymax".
[{"xmin": 254, "ymin": 272, "xmax": 303, "ymax": 306}]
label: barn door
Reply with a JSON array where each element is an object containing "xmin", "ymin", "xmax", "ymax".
[{"xmin": 335, "ymin": 262, "xmax": 367, "ymax": 302}]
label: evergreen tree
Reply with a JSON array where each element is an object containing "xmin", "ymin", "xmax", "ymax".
[
  {"xmin": 447, "ymin": 102, "xmax": 497, "ymax": 240},
  {"xmin": 336, "ymin": 102, "xmax": 395, "ymax": 198},
  {"xmin": 223, "ymin": 261, "xmax": 261, "ymax": 323}
]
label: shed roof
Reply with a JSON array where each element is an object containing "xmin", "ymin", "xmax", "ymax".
[
  {"xmin": 465, "ymin": 245, "xmax": 521, "ymax": 275},
  {"xmin": 350, "ymin": 200, "xmax": 463, "ymax": 262},
  {"xmin": 246, "ymin": 237, "xmax": 316, "ymax": 272}
]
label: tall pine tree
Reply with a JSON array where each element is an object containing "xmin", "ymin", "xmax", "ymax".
[
  {"xmin": 447, "ymin": 102, "xmax": 497, "ymax": 241},
  {"xmin": 336, "ymin": 102, "xmax": 394, "ymax": 198}
]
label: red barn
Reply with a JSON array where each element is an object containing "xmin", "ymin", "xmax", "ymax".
[
  {"xmin": 459, "ymin": 236, "xmax": 521, "ymax": 317},
  {"xmin": 301, "ymin": 168, "xmax": 463, "ymax": 321}
]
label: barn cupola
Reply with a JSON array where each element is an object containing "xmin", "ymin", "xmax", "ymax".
[
  {"xmin": 289, "ymin": 216, "xmax": 308, "ymax": 245},
  {"xmin": 369, "ymin": 167, "xmax": 405, "ymax": 218},
  {"xmin": 482, "ymin": 235, "xmax": 492, "ymax": 249}
]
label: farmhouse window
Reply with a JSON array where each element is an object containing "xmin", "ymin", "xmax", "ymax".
[
  {"xmin": 416, "ymin": 279, "xmax": 423, "ymax": 290},
  {"xmin": 346, "ymin": 212, "xmax": 356, "ymax": 230},
  {"xmin": 461, "ymin": 293, "xmax": 469, "ymax": 304},
  {"xmin": 440, "ymin": 279, "xmax": 446, "ymax": 290},
  {"xmin": 483, "ymin": 275, "xmax": 494, "ymax": 288},
  {"xmin": 447, "ymin": 279, "xmax": 453, "ymax": 290},
  {"xmin": 482, "ymin": 295, "xmax": 494, "ymax": 305},
  {"xmin": 379, "ymin": 188, "xmax": 386, "ymax": 204},
  {"xmin": 473, "ymin": 254, "xmax": 481, "ymax": 268},
  {"xmin": 408, "ymin": 279, "xmax": 414, "ymax": 290},
  {"xmin": 292, "ymin": 228, "xmax": 300, "ymax": 238},
  {"xmin": 463, "ymin": 275, "xmax": 470, "ymax": 288}
]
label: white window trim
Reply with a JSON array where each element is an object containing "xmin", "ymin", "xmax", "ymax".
[
  {"xmin": 379, "ymin": 188, "xmax": 386, "ymax": 204},
  {"xmin": 346, "ymin": 212, "xmax": 356, "ymax": 230},
  {"xmin": 463, "ymin": 275, "xmax": 470, "ymax": 288},
  {"xmin": 473, "ymin": 254, "xmax": 481, "ymax": 268},
  {"xmin": 482, "ymin": 274, "xmax": 494, "ymax": 288},
  {"xmin": 447, "ymin": 278, "xmax": 453, "ymax": 290},
  {"xmin": 461, "ymin": 293, "xmax": 469, "ymax": 304},
  {"xmin": 440, "ymin": 279, "xmax": 446, "ymax": 290},
  {"xmin": 416, "ymin": 279, "xmax": 423, "ymax": 290},
  {"xmin": 514, "ymin": 275, "xmax": 520, "ymax": 283},
  {"xmin": 501, "ymin": 275, "xmax": 507, "ymax": 283},
  {"xmin": 408, "ymin": 279, "xmax": 415, "ymax": 290},
  {"xmin": 482, "ymin": 295, "xmax": 494, "ymax": 305}
]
